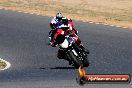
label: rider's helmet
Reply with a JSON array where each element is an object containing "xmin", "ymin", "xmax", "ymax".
[{"xmin": 56, "ymin": 12, "xmax": 63, "ymax": 21}]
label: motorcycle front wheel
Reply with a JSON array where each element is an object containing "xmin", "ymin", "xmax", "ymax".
[
  {"xmin": 68, "ymin": 50, "xmax": 82, "ymax": 68},
  {"xmin": 82, "ymin": 58, "xmax": 89, "ymax": 67}
]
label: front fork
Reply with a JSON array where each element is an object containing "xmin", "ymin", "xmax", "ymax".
[{"xmin": 72, "ymin": 43, "xmax": 87, "ymax": 60}]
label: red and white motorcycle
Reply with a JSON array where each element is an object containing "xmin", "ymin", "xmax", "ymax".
[{"xmin": 55, "ymin": 34, "xmax": 89, "ymax": 68}]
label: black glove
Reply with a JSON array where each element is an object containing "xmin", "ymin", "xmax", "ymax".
[{"xmin": 51, "ymin": 42, "xmax": 57, "ymax": 47}]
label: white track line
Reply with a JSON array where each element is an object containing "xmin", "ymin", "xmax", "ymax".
[
  {"xmin": 116, "ymin": 26, "xmax": 121, "ymax": 28},
  {"xmin": 95, "ymin": 23, "xmax": 100, "ymax": 24},
  {"xmin": 122, "ymin": 27, "xmax": 128, "ymax": 29},
  {"xmin": 30, "ymin": 13, "xmax": 35, "ymax": 14},
  {"xmin": 18, "ymin": 11, "xmax": 22, "ymax": 13},
  {"xmin": 89, "ymin": 22, "xmax": 94, "ymax": 24},
  {"xmin": 0, "ymin": 58, "xmax": 11, "ymax": 70},
  {"xmin": 36, "ymin": 13, "xmax": 40, "ymax": 15},
  {"xmin": 109, "ymin": 25, "xmax": 115, "ymax": 27},
  {"xmin": 24, "ymin": 12, "xmax": 28, "ymax": 13},
  {"xmin": 104, "ymin": 24, "xmax": 109, "ymax": 25}
]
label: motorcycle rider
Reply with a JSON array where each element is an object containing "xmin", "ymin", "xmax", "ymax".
[
  {"xmin": 49, "ymin": 18, "xmax": 89, "ymax": 64},
  {"xmin": 50, "ymin": 12, "xmax": 63, "ymax": 29},
  {"xmin": 49, "ymin": 12, "xmax": 90, "ymax": 65},
  {"xmin": 57, "ymin": 17, "xmax": 80, "ymax": 45},
  {"xmin": 49, "ymin": 17, "xmax": 79, "ymax": 46},
  {"xmin": 49, "ymin": 12, "xmax": 63, "ymax": 41},
  {"xmin": 60, "ymin": 17, "xmax": 78, "ymax": 36},
  {"xmin": 49, "ymin": 12, "xmax": 77, "ymax": 39}
]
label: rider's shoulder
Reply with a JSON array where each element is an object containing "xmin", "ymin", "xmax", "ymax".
[
  {"xmin": 51, "ymin": 19, "xmax": 56, "ymax": 24},
  {"xmin": 53, "ymin": 17, "xmax": 56, "ymax": 19}
]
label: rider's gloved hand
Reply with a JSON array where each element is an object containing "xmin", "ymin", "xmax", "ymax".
[
  {"xmin": 51, "ymin": 44, "xmax": 57, "ymax": 47},
  {"xmin": 50, "ymin": 42, "xmax": 57, "ymax": 47},
  {"xmin": 49, "ymin": 41, "xmax": 53, "ymax": 46}
]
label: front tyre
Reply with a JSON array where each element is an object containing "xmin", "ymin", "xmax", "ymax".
[
  {"xmin": 68, "ymin": 51, "xmax": 81, "ymax": 68},
  {"xmin": 83, "ymin": 58, "xmax": 89, "ymax": 67}
]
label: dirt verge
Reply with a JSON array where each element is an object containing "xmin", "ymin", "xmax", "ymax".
[{"xmin": 0, "ymin": 0, "xmax": 132, "ymax": 28}]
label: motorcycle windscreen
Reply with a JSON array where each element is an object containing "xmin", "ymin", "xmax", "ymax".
[
  {"xmin": 56, "ymin": 34, "xmax": 65, "ymax": 44},
  {"xmin": 59, "ymin": 39, "xmax": 69, "ymax": 48}
]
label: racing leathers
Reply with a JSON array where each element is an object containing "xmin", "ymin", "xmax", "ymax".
[
  {"xmin": 49, "ymin": 17, "xmax": 62, "ymax": 40},
  {"xmin": 49, "ymin": 17, "xmax": 78, "ymax": 39},
  {"xmin": 49, "ymin": 24, "xmax": 89, "ymax": 63},
  {"xmin": 49, "ymin": 24, "xmax": 80, "ymax": 48},
  {"xmin": 50, "ymin": 17, "xmax": 62, "ymax": 29}
]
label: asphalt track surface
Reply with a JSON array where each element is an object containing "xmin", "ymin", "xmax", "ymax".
[{"xmin": 0, "ymin": 9, "xmax": 132, "ymax": 88}]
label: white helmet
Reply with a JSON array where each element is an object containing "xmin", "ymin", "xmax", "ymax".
[{"xmin": 56, "ymin": 12, "xmax": 63, "ymax": 18}]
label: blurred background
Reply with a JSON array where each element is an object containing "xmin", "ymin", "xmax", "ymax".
[{"xmin": 0, "ymin": 0, "xmax": 132, "ymax": 27}]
